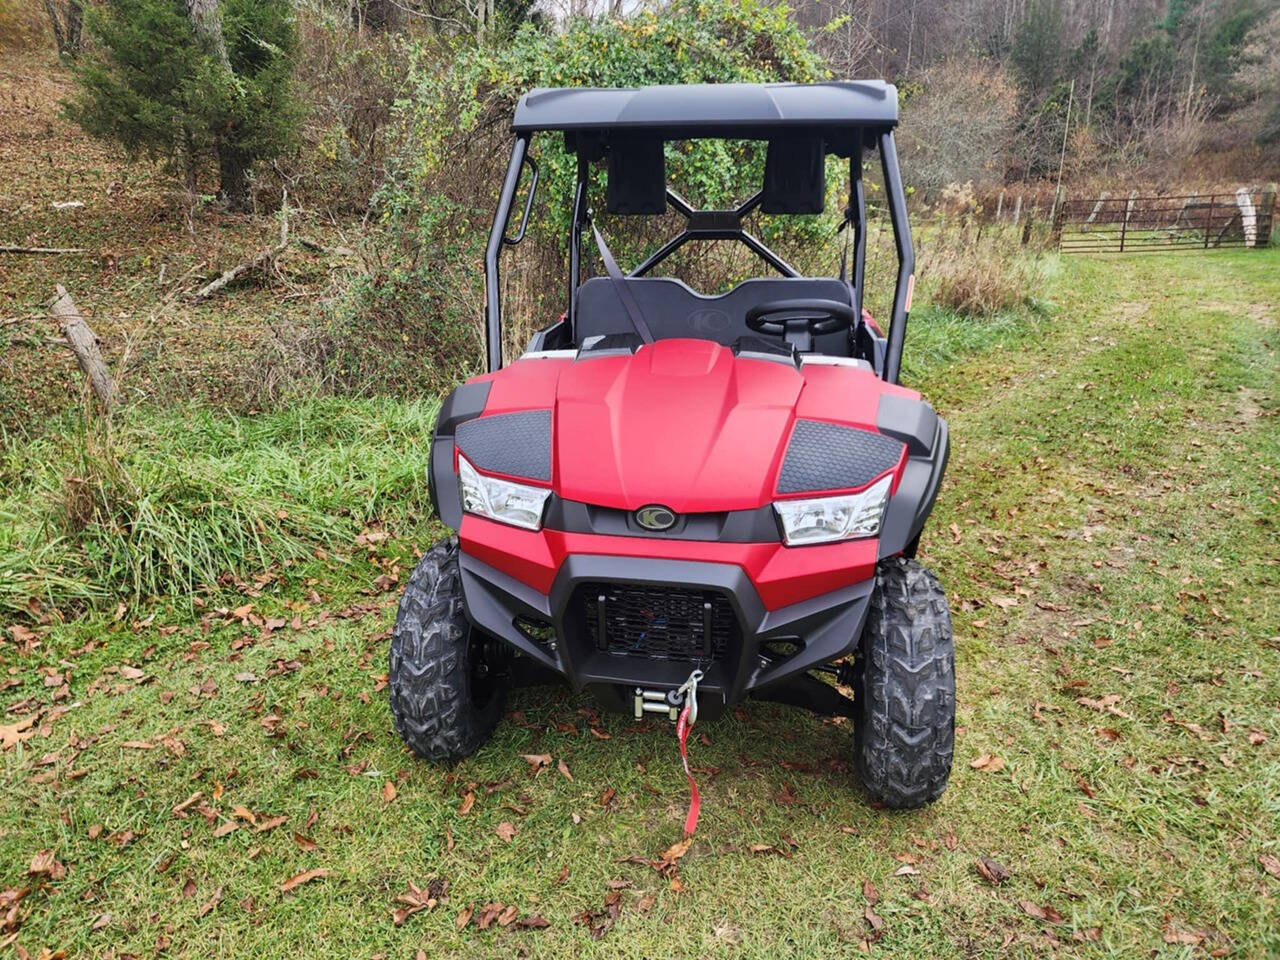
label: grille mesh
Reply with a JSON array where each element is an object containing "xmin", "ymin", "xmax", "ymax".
[{"xmin": 579, "ymin": 583, "xmax": 736, "ymax": 662}]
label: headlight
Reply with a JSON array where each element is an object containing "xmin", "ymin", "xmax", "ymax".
[
  {"xmin": 773, "ymin": 474, "xmax": 893, "ymax": 546},
  {"xmin": 458, "ymin": 455, "xmax": 552, "ymax": 531}
]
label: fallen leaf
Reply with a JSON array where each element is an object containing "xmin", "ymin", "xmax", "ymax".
[
  {"xmin": 90, "ymin": 911, "xmax": 111, "ymax": 931},
  {"xmin": 976, "ymin": 857, "xmax": 1010, "ymax": 885},
  {"xmin": 292, "ymin": 832, "xmax": 317, "ymax": 852},
  {"xmin": 516, "ymin": 914, "xmax": 550, "ymax": 929},
  {"xmin": 864, "ymin": 904, "xmax": 885, "ymax": 931},
  {"xmin": 970, "ymin": 754, "xmax": 1005, "ymax": 773},
  {"xmin": 661, "ymin": 837, "xmax": 692, "ymax": 863},
  {"xmin": 557, "ymin": 758, "xmax": 573, "ymax": 781},
  {"xmin": 862, "ymin": 880, "xmax": 879, "ymax": 905},
  {"xmin": 28, "ymin": 850, "xmax": 66, "ymax": 880},
  {"xmin": 392, "ymin": 878, "xmax": 447, "ymax": 926},
  {"xmin": 458, "ymin": 792, "xmax": 475, "ymax": 815},
  {"xmin": 1, "ymin": 715, "xmax": 38, "ymax": 750},
  {"xmin": 496, "ymin": 822, "xmax": 516, "ymax": 843},
  {"xmin": 456, "ymin": 904, "xmax": 475, "ymax": 930},
  {"xmin": 280, "ymin": 868, "xmax": 329, "ymax": 893},
  {"xmin": 381, "ymin": 782, "xmax": 397, "ymax": 804},
  {"xmin": 600, "ymin": 787, "xmax": 616, "ymax": 808},
  {"xmin": 1161, "ymin": 916, "xmax": 1206, "ymax": 945},
  {"xmin": 521, "ymin": 753, "xmax": 552, "ymax": 774},
  {"xmin": 1020, "ymin": 900, "xmax": 1064, "ymax": 924},
  {"xmin": 1260, "ymin": 854, "xmax": 1280, "ymax": 879},
  {"xmin": 255, "ymin": 815, "xmax": 287, "ymax": 834},
  {"xmin": 197, "ymin": 887, "xmax": 223, "ymax": 919},
  {"xmin": 212, "ymin": 821, "xmax": 238, "ymax": 838}
]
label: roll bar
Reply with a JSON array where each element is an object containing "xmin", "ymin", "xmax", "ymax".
[{"xmin": 484, "ymin": 129, "xmax": 914, "ymax": 384}]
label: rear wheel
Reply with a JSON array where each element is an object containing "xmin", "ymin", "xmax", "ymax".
[
  {"xmin": 389, "ymin": 538, "xmax": 505, "ymax": 762},
  {"xmin": 853, "ymin": 556, "xmax": 954, "ymax": 808}
]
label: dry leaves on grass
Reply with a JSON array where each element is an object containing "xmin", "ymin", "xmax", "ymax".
[
  {"xmin": 279, "ymin": 868, "xmax": 329, "ymax": 893},
  {"xmin": 496, "ymin": 822, "xmax": 516, "ymax": 843},
  {"xmin": 1, "ymin": 715, "xmax": 38, "ymax": 750},
  {"xmin": 1259, "ymin": 854, "xmax": 1280, "ymax": 879},
  {"xmin": 392, "ymin": 878, "xmax": 447, "ymax": 926},
  {"xmin": 520, "ymin": 753, "xmax": 552, "ymax": 774},
  {"xmin": 976, "ymin": 857, "xmax": 1010, "ymax": 885},
  {"xmin": 1019, "ymin": 900, "xmax": 1065, "ymax": 924},
  {"xmin": 457, "ymin": 901, "xmax": 546, "ymax": 931},
  {"xmin": 1161, "ymin": 916, "xmax": 1209, "ymax": 945},
  {"xmin": 1076, "ymin": 694, "xmax": 1132, "ymax": 720},
  {"xmin": 970, "ymin": 754, "xmax": 1005, "ymax": 773},
  {"xmin": 27, "ymin": 851, "xmax": 66, "ymax": 881}
]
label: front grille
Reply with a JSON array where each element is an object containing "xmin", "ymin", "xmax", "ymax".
[{"xmin": 578, "ymin": 582, "xmax": 736, "ymax": 662}]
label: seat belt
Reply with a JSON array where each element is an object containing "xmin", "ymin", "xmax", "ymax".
[{"xmin": 591, "ymin": 222, "xmax": 655, "ymax": 344}]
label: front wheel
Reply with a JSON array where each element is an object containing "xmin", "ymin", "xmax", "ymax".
[
  {"xmin": 389, "ymin": 538, "xmax": 505, "ymax": 762},
  {"xmin": 853, "ymin": 556, "xmax": 955, "ymax": 808}
]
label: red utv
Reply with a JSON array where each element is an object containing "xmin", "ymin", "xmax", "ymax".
[{"xmin": 389, "ymin": 82, "xmax": 954, "ymax": 809}]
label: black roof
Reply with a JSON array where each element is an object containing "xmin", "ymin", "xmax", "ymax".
[{"xmin": 512, "ymin": 81, "xmax": 898, "ymax": 135}]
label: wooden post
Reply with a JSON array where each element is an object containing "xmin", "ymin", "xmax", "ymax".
[
  {"xmin": 1012, "ymin": 194, "xmax": 1022, "ymax": 226},
  {"xmin": 50, "ymin": 285, "xmax": 116, "ymax": 410},
  {"xmin": 1204, "ymin": 194, "xmax": 1214, "ymax": 249},
  {"xmin": 995, "ymin": 191, "xmax": 1004, "ymax": 222}
]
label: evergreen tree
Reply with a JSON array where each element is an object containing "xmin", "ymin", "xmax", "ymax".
[{"xmin": 64, "ymin": 0, "xmax": 300, "ymax": 211}]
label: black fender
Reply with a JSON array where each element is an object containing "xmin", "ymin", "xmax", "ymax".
[
  {"xmin": 875, "ymin": 394, "xmax": 950, "ymax": 559},
  {"xmin": 428, "ymin": 381, "xmax": 491, "ymax": 529}
]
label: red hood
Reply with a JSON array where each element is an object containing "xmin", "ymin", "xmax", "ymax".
[{"xmin": 476, "ymin": 339, "xmax": 917, "ymax": 513}]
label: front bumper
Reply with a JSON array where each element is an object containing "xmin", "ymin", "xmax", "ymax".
[{"xmin": 457, "ymin": 548, "xmax": 874, "ymax": 718}]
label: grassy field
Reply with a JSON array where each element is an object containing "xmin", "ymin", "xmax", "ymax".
[{"xmin": 2, "ymin": 246, "xmax": 1277, "ymax": 958}]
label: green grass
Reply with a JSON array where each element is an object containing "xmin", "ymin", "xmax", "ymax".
[
  {"xmin": 0, "ymin": 397, "xmax": 438, "ymax": 618},
  {"xmin": 2, "ymin": 249, "xmax": 1279, "ymax": 958}
]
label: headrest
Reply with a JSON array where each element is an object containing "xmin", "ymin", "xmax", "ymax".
[
  {"xmin": 606, "ymin": 135, "xmax": 666, "ymax": 215},
  {"xmin": 762, "ymin": 136, "xmax": 825, "ymax": 215}
]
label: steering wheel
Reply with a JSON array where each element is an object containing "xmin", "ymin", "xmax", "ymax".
[{"xmin": 744, "ymin": 299, "xmax": 858, "ymax": 353}]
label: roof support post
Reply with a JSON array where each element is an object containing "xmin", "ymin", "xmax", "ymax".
[
  {"xmin": 878, "ymin": 130, "xmax": 914, "ymax": 384},
  {"xmin": 567, "ymin": 151, "xmax": 589, "ymax": 341},
  {"xmin": 485, "ymin": 133, "xmax": 529, "ymax": 372},
  {"xmin": 849, "ymin": 154, "xmax": 867, "ymax": 324}
]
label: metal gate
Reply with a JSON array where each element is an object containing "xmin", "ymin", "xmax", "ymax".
[{"xmin": 1055, "ymin": 190, "xmax": 1276, "ymax": 253}]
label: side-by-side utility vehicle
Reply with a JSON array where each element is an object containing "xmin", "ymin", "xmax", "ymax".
[{"xmin": 389, "ymin": 81, "xmax": 954, "ymax": 808}]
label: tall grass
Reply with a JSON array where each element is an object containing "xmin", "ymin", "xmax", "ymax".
[{"xmin": 0, "ymin": 397, "xmax": 438, "ymax": 619}]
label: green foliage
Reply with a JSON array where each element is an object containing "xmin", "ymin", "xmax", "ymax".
[
  {"xmin": 0, "ymin": 398, "xmax": 437, "ymax": 617},
  {"xmin": 356, "ymin": 0, "xmax": 826, "ymax": 381},
  {"xmin": 64, "ymin": 0, "xmax": 300, "ymax": 198},
  {"xmin": 1009, "ymin": 0, "xmax": 1065, "ymax": 96}
]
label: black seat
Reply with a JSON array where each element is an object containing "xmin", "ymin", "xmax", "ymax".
[{"xmin": 574, "ymin": 276, "xmax": 855, "ymax": 356}]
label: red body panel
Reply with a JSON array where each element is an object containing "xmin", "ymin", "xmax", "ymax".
[
  {"xmin": 459, "ymin": 338, "xmax": 917, "ymax": 609},
  {"xmin": 460, "ymin": 514, "xmax": 880, "ymax": 610}
]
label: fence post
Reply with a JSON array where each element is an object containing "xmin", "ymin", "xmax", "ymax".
[
  {"xmin": 995, "ymin": 191, "xmax": 1004, "ymax": 222},
  {"xmin": 1051, "ymin": 189, "xmax": 1066, "ymax": 247},
  {"xmin": 1205, "ymin": 195, "xmax": 1214, "ymax": 249},
  {"xmin": 1261, "ymin": 183, "xmax": 1277, "ymax": 248},
  {"xmin": 1012, "ymin": 194, "xmax": 1022, "ymax": 226}
]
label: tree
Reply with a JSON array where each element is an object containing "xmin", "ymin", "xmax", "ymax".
[
  {"xmin": 64, "ymin": 0, "xmax": 300, "ymax": 211},
  {"xmin": 42, "ymin": 0, "xmax": 83, "ymax": 58}
]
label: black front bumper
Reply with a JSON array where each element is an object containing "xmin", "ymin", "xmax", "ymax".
[{"xmin": 457, "ymin": 550, "xmax": 873, "ymax": 719}]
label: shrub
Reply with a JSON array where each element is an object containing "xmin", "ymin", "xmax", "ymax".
[{"xmin": 919, "ymin": 221, "xmax": 1042, "ymax": 317}]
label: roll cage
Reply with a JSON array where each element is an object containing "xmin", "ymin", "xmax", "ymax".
[{"xmin": 483, "ymin": 82, "xmax": 916, "ymax": 384}]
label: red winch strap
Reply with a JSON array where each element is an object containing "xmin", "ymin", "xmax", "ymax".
[{"xmin": 676, "ymin": 703, "xmax": 700, "ymax": 836}]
